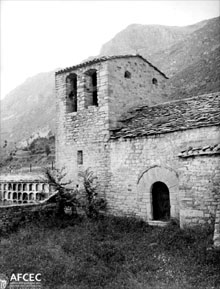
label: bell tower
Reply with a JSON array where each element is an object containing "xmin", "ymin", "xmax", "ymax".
[{"xmin": 55, "ymin": 55, "xmax": 168, "ymax": 189}]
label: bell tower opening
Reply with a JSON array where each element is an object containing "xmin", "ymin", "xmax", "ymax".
[
  {"xmin": 152, "ymin": 181, "xmax": 170, "ymax": 221},
  {"xmin": 84, "ymin": 69, "xmax": 98, "ymax": 108},
  {"xmin": 66, "ymin": 73, "xmax": 77, "ymax": 113}
]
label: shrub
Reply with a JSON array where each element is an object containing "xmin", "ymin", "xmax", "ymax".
[
  {"xmin": 78, "ymin": 168, "xmax": 107, "ymax": 218},
  {"xmin": 44, "ymin": 167, "xmax": 78, "ymax": 216},
  {"xmin": 43, "ymin": 167, "xmax": 107, "ymax": 220}
]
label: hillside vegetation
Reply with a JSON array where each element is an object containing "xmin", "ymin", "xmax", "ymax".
[
  {"xmin": 0, "ymin": 215, "xmax": 219, "ymax": 289},
  {"xmin": 0, "ymin": 136, "xmax": 55, "ymax": 174}
]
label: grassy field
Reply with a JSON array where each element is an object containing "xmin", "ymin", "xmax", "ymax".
[{"xmin": 0, "ymin": 215, "xmax": 219, "ymax": 289}]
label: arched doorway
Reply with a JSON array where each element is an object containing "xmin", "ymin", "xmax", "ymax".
[
  {"xmin": 137, "ymin": 165, "xmax": 179, "ymax": 221},
  {"xmin": 152, "ymin": 182, "xmax": 170, "ymax": 221}
]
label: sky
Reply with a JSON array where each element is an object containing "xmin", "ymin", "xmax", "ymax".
[{"xmin": 1, "ymin": 0, "xmax": 220, "ymax": 100}]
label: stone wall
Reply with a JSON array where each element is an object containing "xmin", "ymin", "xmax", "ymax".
[
  {"xmin": 55, "ymin": 61, "xmax": 111, "ymax": 192},
  {"xmin": 55, "ymin": 56, "xmax": 168, "ymax": 190},
  {"xmin": 106, "ymin": 126, "xmax": 220, "ymax": 226},
  {"xmin": 108, "ymin": 57, "xmax": 167, "ymax": 127},
  {"xmin": 179, "ymin": 154, "xmax": 220, "ymax": 226},
  {"xmin": 55, "ymin": 56, "xmax": 220, "ymax": 228},
  {"xmin": 0, "ymin": 203, "xmax": 56, "ymax": 233}
]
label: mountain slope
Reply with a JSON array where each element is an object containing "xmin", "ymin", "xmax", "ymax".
[
  {"xmin": 152, "ymin": 16, "xmax": 220, "ymax": 76},
  {"xmin": 0, "ymin": 17, "xmax": 219, "ymax": 150},
  {"xmin": 100, "ymin": 17, "xmax": 220, "ymax": 99},
  {"xmin": 168, "ymin": 46, "xmax": 220, "ymax": 99},
  {"xmin": 100, "ymin": 19, "xmax": 209, "ymax": 59},
  {"xmin": 1, "ymin": 71, "xmax": 57, "ymax": 148}
]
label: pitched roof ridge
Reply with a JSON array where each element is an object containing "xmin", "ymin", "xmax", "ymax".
[{"xmin": 55, "ymin": 54, "xmax": 168, "ymax": 78}]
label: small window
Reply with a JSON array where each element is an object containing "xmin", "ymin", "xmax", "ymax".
[
  {"xmin": 152, "ymin": 78, "xmax": 158, "ymax": 85},
  {"xmin": 124, "ymin": 71, "xmax": 131, "ymax": 79},
  {"xmin": 77, "ymin": 150, "xmax": 83, "ymax": 165}
]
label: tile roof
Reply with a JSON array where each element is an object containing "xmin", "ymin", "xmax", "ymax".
[
  {"xmin": 55, "ymin": 54, "xmax": 168, "ymax": 79},
  {"xmin": 110, "ymin": 92, "xmax": 220, "ymax": 139},
  {"xmin": 178, "ymin": 144, "xmax": 220, "ymax": 158}
]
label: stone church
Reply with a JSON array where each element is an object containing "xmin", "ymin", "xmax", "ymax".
[{"xmin": 55, "ymin": 55, "xmax": 220, "ymax": 227}]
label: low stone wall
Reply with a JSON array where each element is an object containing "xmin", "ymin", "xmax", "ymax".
[{"xmin": 0, "ymin": 202, "xmax": 57, "ymax": 233}]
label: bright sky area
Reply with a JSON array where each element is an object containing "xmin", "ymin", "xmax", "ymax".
[{"xmin": 1, "ymin": 0, "xmax": 219, "ymax": 100}]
